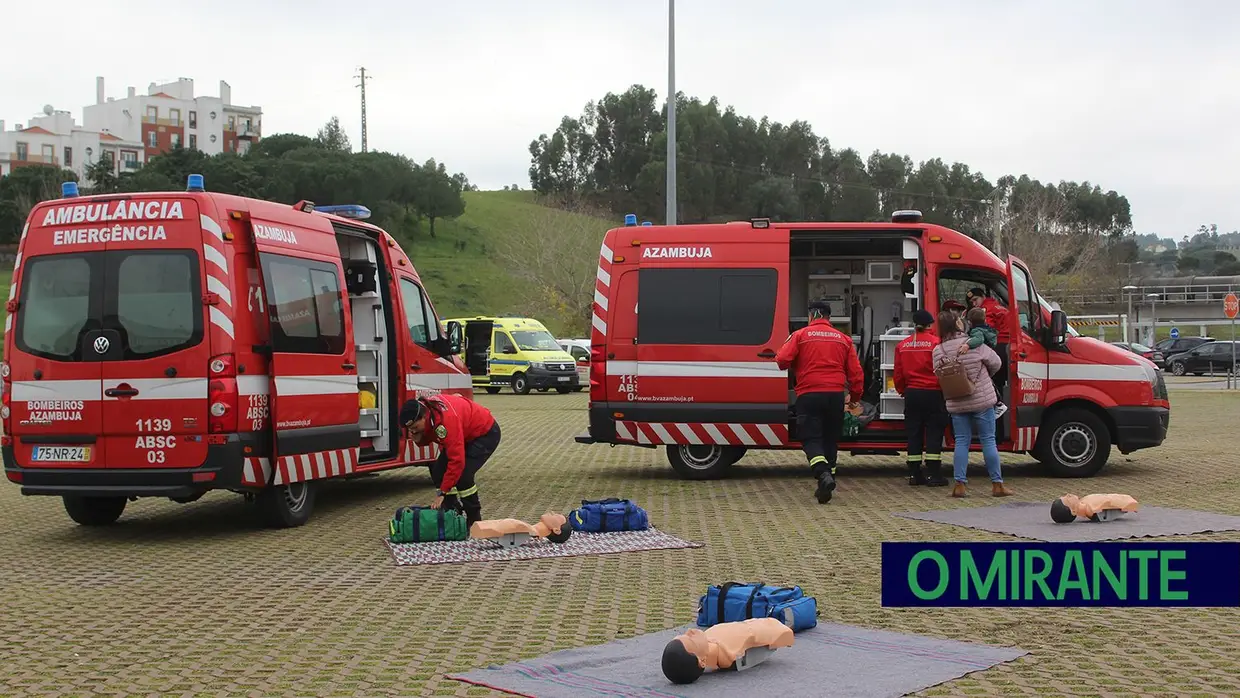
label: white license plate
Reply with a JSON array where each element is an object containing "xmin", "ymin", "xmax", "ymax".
[
  {"xmin": 557, "ymin": 376, "xmax": 571, "ymax": 382},
  {"xmin": 32, "ymin": 446, "xmax": 92, "ymax": 462}
]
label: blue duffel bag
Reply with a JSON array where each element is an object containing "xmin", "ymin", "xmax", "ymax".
[
  {"xmin": 696, "ymin": 582, "xmax": 819, "ymax": 632},
  {"xmin": 568, "ymin": 498, "xmax": 649, "ymax": 532}
]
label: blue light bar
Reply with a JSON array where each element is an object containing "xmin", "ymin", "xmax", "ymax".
[
  {"xmin": 61, "ymin": 181, "xmax": 80, "ymax": 198},
  {"xmin": 315, "ymin": 204, "xmax": 372, "ymax": 220},
  {"xmin": 641, "ymin": 221, "xmax": 652, "ymax": 226},
  {"xmin": 624, "ymin": 214, "xmax": 637, "ymax": 226},
  {"xmin": 186, "ymin": 174, "xmax": 205, "ymax": 192}
]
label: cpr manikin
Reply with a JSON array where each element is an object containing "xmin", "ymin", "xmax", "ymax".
[
  {"xmin": 1050, "ymin": 493, "xmax": 1139, "ymax": 523},
  {"xmin": 469, "ymin": 512, "xmax": 573, "ymax": 548},
  {"xmin": 661, "ymin": 617, "xmax": 794, "ymax": 684}
]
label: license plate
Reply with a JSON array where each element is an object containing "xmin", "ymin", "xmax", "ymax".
[
  {"xmin": 557, "ymin": 376, "xmax": 571, "ymax": 382},
  {"xmin": 32, "ymin": 446, "xmax": 92, "ymax": 462}
]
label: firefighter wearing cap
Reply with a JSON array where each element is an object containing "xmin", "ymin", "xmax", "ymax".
[
  {"xmin": 776, "ymin": 298, "xmax": 864, "ymax": 504},
  {"xmin": 894, "ymin": 309, "xmax": 949, "ymax": 487},
  {"xmin": 966, "ymin": 287, "xmax": 1011, "ymax": 404},
  {"xmin": 399, "ymin": 393, "xmax": 501, "ymax": 526}
]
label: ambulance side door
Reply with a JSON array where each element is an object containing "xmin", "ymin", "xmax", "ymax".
[
  {"xmin": 397, "ymin": 275, "xmax": 467, "ymax": 397},
  {"xmin": 1006, "ymin": 255, "xmax": 1048, "ymax": 449},
  {"xmin": 250, "ymin": 218, "xmax": 360, "ymax": 472}
]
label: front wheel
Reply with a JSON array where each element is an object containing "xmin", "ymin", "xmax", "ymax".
[
  {"xmin": 1034, "ymin": 408, "xmax": 1111, "ymax": 478},
  {"xmin": 257, "ymin": 481, "xmax": 316, "ymax": 528},
  {"xmin": 1170, "ymin": 361, "xmax": 1186, "ymax": 376},
  {"xmin": 63, "ymin": 495, "xmax": 127, "ymax": 526},
  {"xmin": 511, "ymin": 373, "xmax": 530, "ymax": 395},
  {"xmin": 666, "ymin": 445, "xmax": 745, "ymax": 480}
]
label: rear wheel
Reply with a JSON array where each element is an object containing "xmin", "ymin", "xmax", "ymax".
[
  {"xmin": 511, "ymin": 373, "xmax": 531, "ymax": 395},
  {"xmin": 1170, "ymin": 361, "xmax": 1186, "ymax": 376},
  {"xmin": 1034, "ymin": 408, "xmax": 1111, "ymax": 478},
  {"xmin": 63, "ymin": 496, "xmax": 127, "ymax": 526},
  {"xmin": 666, "ymin": 445, "xmax": 745, "ymax": 480},
  {"xmin": 257, "ymin": 481, "xmax": 316, "ymax": 528}
]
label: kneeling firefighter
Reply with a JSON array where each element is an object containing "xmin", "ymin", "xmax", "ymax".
[
  {"xmin": 399, "ymin": 393, "xmax": 501, "ymax": 527},
  {"xmin": 776, "ymin": 299, "xmax": 864, "ymax": 504}
]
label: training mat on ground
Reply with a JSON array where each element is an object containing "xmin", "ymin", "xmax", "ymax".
[
  {"xmin": 384, "ymin": 528, "xmax": 703, "ymax": 566},
  {"xmin": 895, "ymin": 502, "xmax": 1240, "ymax": 542},
  {"xmin": 446, "ymin": 622, "xmax": 1027, "ymax": 698}
]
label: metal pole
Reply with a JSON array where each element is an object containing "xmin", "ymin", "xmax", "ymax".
[
  {"xmin": 1126, "ymin": 294, "xmax": 1133, "ymax": 343},
  {"xmin": 992, "ymin": 195, "xmax": 1002, "ymax": 257},
  {"xmin": 665, "ymin": 0, "xmax": 677, "ymax": 226},
  {"xmin": 1231, "ymin": 317, "xmax": 1236, "ymax": 390}
]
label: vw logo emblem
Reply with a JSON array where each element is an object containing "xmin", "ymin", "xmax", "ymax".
[{"xmin": 93, "ymin": 336, "xmax": 110, "ymax": 355}]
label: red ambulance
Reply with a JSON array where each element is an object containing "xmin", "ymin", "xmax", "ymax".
[
  {"xmin": 3, "ymin": 175, "xmax": 473, "ymax": 528},
  {"xmin": 575, "ymin": 211, "xmax": 1170, "ymax": 480}
]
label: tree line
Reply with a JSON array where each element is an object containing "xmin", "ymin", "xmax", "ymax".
[
  {"xmin": 0, "ymin": 117, "xmax": 471, "ymax": 243},
  {"xmin": 528, "ymin": 85, "xmax": 1145, "ymax": 290}
]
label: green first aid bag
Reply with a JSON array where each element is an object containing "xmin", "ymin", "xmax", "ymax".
[{"xmin": 388, "ymin": 506, "xmax": 469, "ymax": 543}]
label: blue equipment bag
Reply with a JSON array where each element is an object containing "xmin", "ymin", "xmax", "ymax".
[
  {"xmin": 568, "ymin": 498, "xmax": 649, "ymax": 532},
  {"xmin": 696, "ymin": 582, "xmax": 818, "ymax": 632}
]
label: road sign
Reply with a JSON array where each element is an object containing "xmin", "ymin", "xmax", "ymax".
[
  {"xmin": 1169, "ymin": 327, "xmax": 1180, "ymax": 339},
  {"xmin": 1225, "ymin": 292, "xmax": 1239, "ymax": 320}
]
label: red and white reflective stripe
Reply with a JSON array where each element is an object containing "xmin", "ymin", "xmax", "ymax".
[
  {"xmin": 200, "ymin": 214, "xmax": 234, "ymax": 341},
  {"xmin": 242, "ymin": 457, "xmax": 272, "ymax": 486},
  {"xmin": 616, "ymin": 420, "xmax": 789, "ymax": 447},
  {"xmin": 402, "ymin": 438, "xmax": 439, "ymax": 463},
  {"xmin": 272, "ymin": 446, "xmax": 360, "ymax": 485},
  {"xmin": 605, "ymin": 361, "xmax": 785, "ymax": 378},
  {"xmin": 1014, "ymin": 426, "xmax": 1040, "ymax": 451},
  {"xmin": 590, "ymin": 241, "xmax": 613, "ymax": 343}
]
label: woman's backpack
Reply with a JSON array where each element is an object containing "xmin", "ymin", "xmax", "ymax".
[{"xmin": 935, "ymin": 353, "xmax": 976, "ymax": 399}]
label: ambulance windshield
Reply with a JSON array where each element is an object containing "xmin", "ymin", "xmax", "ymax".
[{"xmin": 512, "ymin": 329, "xmax": 561, "ymax": 352}]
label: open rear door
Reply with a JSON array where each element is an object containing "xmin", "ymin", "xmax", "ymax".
[
  {"xmin": 249, "ymin": 215, "xmax": 360, "ymax": 486},
  {"xmin": 1005, "ymin": 255, "xmax": 1048, "ymax": 450}
]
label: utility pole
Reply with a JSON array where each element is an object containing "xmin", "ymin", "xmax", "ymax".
[
  {"xmin": 992, "ymin": 193, "xmax": 1003, "ymax": 257},
  {"xmin": 665, "ymin": 0, "xmax": 677, "ymax": 225},
  {"xmin": 355, "ymin": 67, "xmax": 371, "ymax": 153}
]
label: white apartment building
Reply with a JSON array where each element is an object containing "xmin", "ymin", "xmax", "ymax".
[
  {"xmin": 83, "ymin": 77, "xmax": 262, "ymax": 159},
  {"xmin": 0, "ymin": 108, "xmax": 146, "ymax": 181}
]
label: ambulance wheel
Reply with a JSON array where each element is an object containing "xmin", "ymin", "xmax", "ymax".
[
  {"xmin": 62, "ymin": 495, "xmax": 127, "ymax": 526},
  {"xmin": 666, "ymin": 445, "xmax": 743, "ymax": 480},
  {"xmin": 485, "ymin": 387, "xmax": 501, "ymax": 395},
  {"xmin": 257, "ymin": 481, "xmax": 316, "ymax": 528},
  {"xmin": 1034, "ymin": 408, "xmax": 1111, "ymax": 478},
  {"xmin": 511, "ymin": 373, "xmax": 531, "ymax": 395}
]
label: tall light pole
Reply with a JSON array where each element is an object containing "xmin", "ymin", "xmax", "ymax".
[
  {"xmin": 1147, "ymin": 293, "xmax": 1159, "ymax": 346},
  {"xmin": 1123, "ymin": 285, "xmax": 1137, "ymax": 343},
  {"xmin": 665, "ymin": 0, "xmax": 677, "ymax": 226}
]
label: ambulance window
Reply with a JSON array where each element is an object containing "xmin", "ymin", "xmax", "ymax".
[
  {"xmin": 15, "ymin": 255, "xmax": 94, "ymax": 361},
  {"xmin": 399, "ymin": 278, "xmax": 432, "ymax": 348},
  {"xmin": 637, "ymin": 268, "xmax": 778, "ymax": 345},
  {"xmin": 494, "ymin": 333, "xmax": 516, "ymax": 354},
  {"xmin": 1009, "ymin": 265, "xmax": 1038, "ymax": 335},
  {"xmin": 114, "ymin": 251, "xmax": 201, "ymax": 358},
  {"xmin": 263, "ymin": 255, "xmax": 345, "ymax": 355}
]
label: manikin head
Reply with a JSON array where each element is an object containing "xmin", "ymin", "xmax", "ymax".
[
  {"xmin": 661, "ymin": 635, "xmax": 707, "ymax": 684},
  {"xmin": 1050, "ymin": 497, "xmax": 1077, "ymax": 523}
]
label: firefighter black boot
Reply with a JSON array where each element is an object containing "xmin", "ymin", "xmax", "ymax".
[
  {"xmin": 924, "ymin": 455, "xmax": 948, "ymax": 486},
  {"xmin": 461, "ymin": 494, "xmax": 483, "ymax": 528},
  {"xmin": 811, "ymin": 459, "xmax": 836, "ymax": 504},
  {"xmin": 906, "ymin": 459, "xmax": 927, "ymax": 486}
]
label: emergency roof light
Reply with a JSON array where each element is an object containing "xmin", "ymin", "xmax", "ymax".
[
  {"xmin": 624, "ymin": 214, "xmax": 638, "ymax": 226},
  {"xmin": 892, "ymin": 209, "xmax": 923, "ymax": 223},
  {"xmin": 61, "ymin": 181, "xmax": 80, "ymax": 198},
  {"xmin": 641, "ymin": 221, "xmax": 652, "ymax": 226},
  {"xmin": 751, "ymin": 218, "xmax": 771, "ymax": 229},
  {"xmin": 186, "ymin": 174, "xmax": 205, "ymax": 192},
  {"xmin": 314, "ymin": 204, "xmax": 372, "ymax": 220}
]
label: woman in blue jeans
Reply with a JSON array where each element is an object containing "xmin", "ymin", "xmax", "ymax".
[{"xmin": 930, "ymin": 311, "xmax": 1015, "ymax": 498}]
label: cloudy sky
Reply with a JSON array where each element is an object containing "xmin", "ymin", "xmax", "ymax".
[{"xmin": 3, "ymin": 0, "xmax": 1235, "ymax": 238}]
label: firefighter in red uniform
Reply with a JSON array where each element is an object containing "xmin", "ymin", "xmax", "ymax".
[
  {"xmin": 400, "ymin": 393, "xmax": 501, "ymax": 526},
  {"xmin": 776, "ymin": 299, "xmax": 864, "ymax": 504},
  {"xmin": 966, "ymin": 287, "xmax": 1011, "ymax": 409},
  {"xmin": 894, "ymin": 309, "xmax": 949, "ymax": 487}
]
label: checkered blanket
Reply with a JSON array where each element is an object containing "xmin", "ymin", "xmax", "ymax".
[{"xmin": 384, "ymin": 527, "xmax": 704, "ymax": 566}]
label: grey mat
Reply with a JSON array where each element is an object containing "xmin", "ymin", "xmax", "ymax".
[
  {"xmin": 896, "ymin": 502, "xmax": 1240, "ymax": 542},
  {"xmin": 447, "ymin": 622, "xmax": 1027, "ymax": 698}
]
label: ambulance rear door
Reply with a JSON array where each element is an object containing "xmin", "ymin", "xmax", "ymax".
[
  {"xmin": 249, "ymin": 215, "xmax": 360, "ymax": 482},
  {"xmin": 633, "ymin": 230, "xmax": 790, "ymax": 426},
  {"xmin": 97, "ymin": 196, "xmax": 211, "ymax": 469}
]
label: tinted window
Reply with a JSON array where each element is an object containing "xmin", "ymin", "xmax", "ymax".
[
  {"xmin": 568, "ymin": 345, "xmax": 589, "ymax": 361},
  {"xmin": 262, "ymin": 255, "xmax": 345, "ymax": 355},
  {"xmin": 113, "ymin": 251, "xmax": 201, "ymax": 358},
  {"xmin": 637, "ymin": 268, "xmax": 777, "ymax": 345},
  {"xmin": 16, "ymin": 255, "xmax": 94, "ymax": 361},
  {"xmin": 512, "ymin": 329, "xmax": 560, "ymax": 351},
  {"xmin": 399, "ymin": 278, "xmax": 432, "ymax": 348},
  {"xmin": 495, "ymin": 332, "xmax": 516, "ymax": 353}
]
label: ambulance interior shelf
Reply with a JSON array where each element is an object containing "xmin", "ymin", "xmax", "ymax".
[{"xmin": 339, "ymin": 237, "xmax": 391, "ymax": 453}]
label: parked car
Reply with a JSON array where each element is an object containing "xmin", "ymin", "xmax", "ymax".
[
  {"xmin": 1154, "ymin": 336, "xmax": 1214, "ymax": 367},
  {"xmin": 558, "ymin": 338, "xmax": 591, "ymax": 384},
  {"xmin": 1111, "ymin": 342, "xmax": 1165, "ymax": 367},
  {"xmin": 1164, "ymin": 341, "xmax": 1238, "ymax": 376}
]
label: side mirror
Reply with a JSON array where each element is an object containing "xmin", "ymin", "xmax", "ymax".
[
  {"xmin": 1048, "ymin": 310, "xmax": 1068, "ymax": 347},
  {"xmin": 445, "ymin": 321, "xmax": 463, "ymax": 356}
]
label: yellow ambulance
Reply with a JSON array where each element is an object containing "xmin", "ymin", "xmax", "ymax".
[{"xmin": 444, "ymin": 316, "xmax": 582, "ymax": 394}]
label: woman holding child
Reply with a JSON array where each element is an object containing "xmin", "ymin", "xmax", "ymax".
[{"xmin": 932, "ymin": 310, "xmax": 1014, "ymax": 498}]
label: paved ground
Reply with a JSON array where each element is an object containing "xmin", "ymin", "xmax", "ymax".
[
  {"xmin": 1164, "ymin": 375, "xmax": 1240, "ymax": 390},
  {"xmin": 3, "ymin": 389, "xmax": 1239, "ymax": 698}
]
